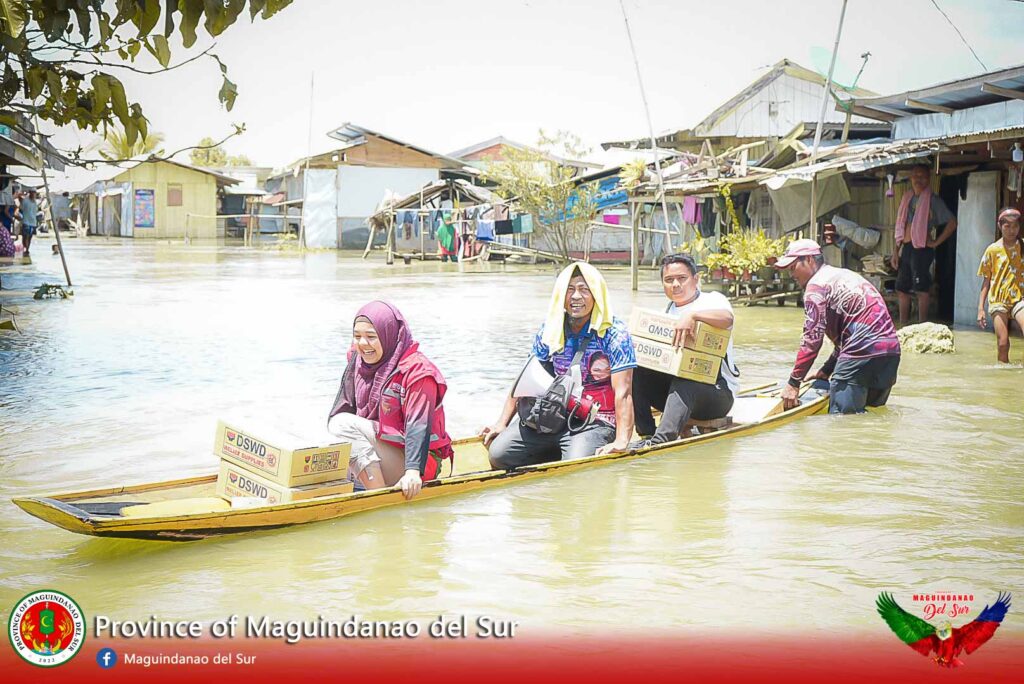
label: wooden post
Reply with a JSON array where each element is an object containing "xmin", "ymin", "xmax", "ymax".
[
  {"xmin": 30, "ymin": 109, "xmax": 72, "ymax": 286},
  {"xmin": 246, "ymin": 198, "xmax": 257, "ymax": 246},
  {"xmin": 840, "ymin": 110, "xmax": 852, "ymax": 143},
  {"xmin": 362, "ymin": 219, "xmax": 376, "ymax": 259},
  {"xmin": 809, "ymin": 173, "xmax": 818, "ymax": 240},
  {"xmin": 385, "ymin": 210, "xmax": 394, "ymax": 265},
  {"xmin": 630, "ymin": 199, "xmax": 639, "ymax": 291}
]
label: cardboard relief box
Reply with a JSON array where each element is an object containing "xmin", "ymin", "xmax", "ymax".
[
  {"xmin": 628, "ymin": 308, "xmax": 730, "ymax": 357},
  {"xmin": 216, "ymin": 461, "xmax": 353, "ymax": 506},
  {"xmin": 214, "ymin": 419, "xmax": 351, "ymax": 487},
  {"xmin": 632, "ymin": 337, "xmax": 722, "ymax": 385}
]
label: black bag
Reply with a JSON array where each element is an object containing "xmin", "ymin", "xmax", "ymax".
[{"xmin": 516, "ymin": 334, "xmax": 592, "ymax": 434}]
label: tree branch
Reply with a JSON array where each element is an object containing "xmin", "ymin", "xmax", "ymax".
[
  {"xmin": 5, "ymin": 119, "xmax": 244, "ymax": 169},
  {"xmin": 34, "ymin": 44, "xmax": 215, "ymax": 76}
]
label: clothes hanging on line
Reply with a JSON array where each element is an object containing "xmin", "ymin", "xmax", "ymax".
[
  {"xmin": 682, "ymin": 196, "xmax": 702, "ymax": 225},
  {"xmin": 495, "ymin": 219, "xmax": 513, "ymax": 235},
  {"xmin": 476, "ymin": 219, "xmax": 496, "ymax": 241},
  {"xmin": 512, "ymin": 214, "xmax": 533, "ymax": 234},
  {"xmin": 698, "ymin": 198, "xmax": 717, "ymax": 237},
  {"xmin": 428, "ymin": 209, "xmax": 442, "ymax": 240}
]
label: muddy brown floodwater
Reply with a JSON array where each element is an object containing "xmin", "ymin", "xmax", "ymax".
[{"xmin": 1, "ymin": 238, "xmax": 1021, "ymax": 637}]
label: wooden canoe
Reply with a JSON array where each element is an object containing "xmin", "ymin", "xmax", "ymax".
[{"xmin": 12, "ymin": 385, "xmax": 828, "ymax": 541}]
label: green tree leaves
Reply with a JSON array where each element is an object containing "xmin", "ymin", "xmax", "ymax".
[
  {"xmin": 188, "ymin": 135, "xmax": 250, "ymax": 167},
  {"xmin": 0, "ymin": 0, "xmax": 27, "ymax": 38},
  {"xmin": 1, "ymin": 0, "xmax": 292, "ymax": 165}
]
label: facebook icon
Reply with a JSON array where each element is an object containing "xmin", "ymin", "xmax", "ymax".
[{"xmin": 97, "ymin": 648, "xmax": 117, "ymax": 669}]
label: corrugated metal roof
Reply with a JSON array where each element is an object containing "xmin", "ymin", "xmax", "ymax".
[
  {"xmin": 327, "ymin": 123, "xmax": 467, "ymax": 169},
  {"xmin": 841, "ymin": 63, "xmax": 1024, "ymax": 120}
]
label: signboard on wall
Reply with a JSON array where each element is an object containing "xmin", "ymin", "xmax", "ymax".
[{"xmin": 134, "ymin": 188, "xmax": 155, "ymax": 228}]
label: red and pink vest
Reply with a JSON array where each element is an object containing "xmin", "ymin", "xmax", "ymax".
[{"xmin": 376, "ymin": 348, "xmax": 454, "ymax": 480}]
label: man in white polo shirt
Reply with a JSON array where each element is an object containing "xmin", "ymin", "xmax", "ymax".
[{"xmin": 630, "ymin": 253, "xmax": 739, "ymax": 448}]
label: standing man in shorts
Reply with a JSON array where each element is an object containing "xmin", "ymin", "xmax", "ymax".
[{"xmin": 890, "ymin": 163, "xmax": 957, "ymax": 325}]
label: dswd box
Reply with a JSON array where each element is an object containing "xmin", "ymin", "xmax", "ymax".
[
  {"xmin": 633, "ymin": 338, "xmax": 722, "ymax": 384},
  {"xmin": 215, "ymin": 419, "xmax": 351, "ymax": 487},
  {"xmin": 215, "ymin": 461, "xmax": 353, "ymax": 505},
  {"xmin": 629, "ymin": 308, "xmax": 730, "ymax": 357}
]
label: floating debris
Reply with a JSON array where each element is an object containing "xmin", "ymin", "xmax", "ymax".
[
  {"xmin": 33, "ymin": 283, "xmax": 74, "ymax": 300},
  {"xmin": 897, "ymin": 322, "xmax": 955, "ymax": 354}
]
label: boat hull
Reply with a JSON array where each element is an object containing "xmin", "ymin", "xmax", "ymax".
[{"xmin": 13, "ymin": 389, "xmax": 828, "ymax": 541}]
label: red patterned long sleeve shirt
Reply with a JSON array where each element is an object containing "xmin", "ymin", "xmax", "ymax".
[{"xmin": 790, "ymin": 265, "xmax": 901, "ymax": 385}]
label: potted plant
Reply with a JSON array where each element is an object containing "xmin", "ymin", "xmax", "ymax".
[{"xmin": 704, "ymin": 250, "xmax": 731, "ymax": 280}]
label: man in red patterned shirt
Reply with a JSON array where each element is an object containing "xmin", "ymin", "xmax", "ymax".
[{"xmin": 777, "ymin": 239, "xmax": 901, "ymax": 414}]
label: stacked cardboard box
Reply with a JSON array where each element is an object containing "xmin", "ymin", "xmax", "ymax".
[
  {"xmin": 628, "ymin": 308, "xmax": 731, "ymax": 384},
  {"xmin": 213, "ymin": 419, "xmax": 353, "ymax": 504}
]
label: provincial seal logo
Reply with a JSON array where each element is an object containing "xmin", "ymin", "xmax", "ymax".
[{"xmin": 8, "ymin": 590, "xmax": 86, "ymax": 667}]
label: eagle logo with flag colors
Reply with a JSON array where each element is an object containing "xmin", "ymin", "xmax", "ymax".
[{"xmin": 876, "ymin": 592, "xmax": 1011, "ymax": 667}]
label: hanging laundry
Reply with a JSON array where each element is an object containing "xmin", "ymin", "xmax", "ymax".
[
  {"xmin": 682, "ymin": 196, "xmax": 702, "ymax": 225},
  {"xmin": 699, "ymin": 198, "xmax": 716, "ymax": 238},
  {"xmin": 428, "ymin": 209, "xmax": 441, "ymax": 240},
  {"xmin": 476, "ymin": 219, "xmax": 496, "ymax": 241},
  {"xmin": 512, "ymin": 214, "xmax": 534, "ymax": 234},
  {"xmin": 398, "ymin": 210, "xmax": 414, "ymax": 240},
  {"xmin": 495, "ymin": 219, "xmax": 513, "ymax": 235},
  {"xmin": 745, "ymin": 187, "xmax": 783, "ymax": 238}
]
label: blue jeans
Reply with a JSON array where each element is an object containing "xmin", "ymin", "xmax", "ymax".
[
  {"xmin": 828, "ymin": 381, "xmax": 894, "ymax": 414},
  {"xmin": 825, "ymin": 355, "xmax": 900, "ymax": 414}
]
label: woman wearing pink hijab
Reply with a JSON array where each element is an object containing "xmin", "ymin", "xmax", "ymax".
[{"xmin": 328, "ymin": 301, "xmax": 453, "ymax": 500}]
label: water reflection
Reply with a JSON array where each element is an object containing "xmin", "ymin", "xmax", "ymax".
[{"xmin": 1, "ymin": 239, "xmax": 1021, "ymax": 635}]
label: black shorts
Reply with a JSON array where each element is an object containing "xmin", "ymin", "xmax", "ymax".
[{"xmin": 895, "ymin": 243, "xmax": 934, "ymax": 294}]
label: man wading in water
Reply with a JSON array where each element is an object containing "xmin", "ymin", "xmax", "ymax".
[{"xmin": 778, "ymin": 239, "xmax": 901, "ymax": 415}]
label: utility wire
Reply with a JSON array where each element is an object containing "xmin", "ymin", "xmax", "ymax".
[{"xmin": 929, "ymin": 0, "xmax": 988, "ymax": 71}]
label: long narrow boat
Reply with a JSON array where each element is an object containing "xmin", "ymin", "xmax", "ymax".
[{"xmin": 13, "ymin": 385, "xmax": 827, "ymax": 541}]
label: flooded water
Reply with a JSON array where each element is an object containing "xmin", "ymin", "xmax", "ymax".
[{"xmin": 1, "ymin": 237, "xmax": 1021, "ymax": 637}]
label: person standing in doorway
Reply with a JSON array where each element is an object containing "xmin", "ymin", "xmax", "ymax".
[{"xmin": 890, "ymin": 163, "xmax": 957, "ymax": 325}]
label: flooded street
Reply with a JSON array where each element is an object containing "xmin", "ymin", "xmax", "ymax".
[{"xmin": 1, "ymin": 237, "xmax": 1021, "ymax": 637}]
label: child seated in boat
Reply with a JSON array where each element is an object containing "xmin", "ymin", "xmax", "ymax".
[
  {"xmin": 977, "ymin": 207, "xmax": 1024, "ymax": 363},
  {"xmin": 630, "ymin": 253, "xmax": 738, "ymax": 448},
  {"xmin": 328, "ymin": 301, "xmax": 453, "ymax": 500}
]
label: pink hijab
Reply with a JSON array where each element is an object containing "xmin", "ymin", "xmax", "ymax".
[{"xmin": 330, "ymin": 301, "xmax": 415, "ymax": 421}]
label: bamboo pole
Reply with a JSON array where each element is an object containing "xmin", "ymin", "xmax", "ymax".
[
  {"xmin": 809, "ymin": 0, "xmax": 849, "ymax": 232},
  {"xmin": 630, "ymin": 200, "xmax": 639, "ymax": 291},
  {"xmin": 385, "ymin": 210, "xmax": 394, "ymax": 265},
  {"xmin": 362, "ymin": 219, "xmax": 376, "ymax": 259},
  {"xmin": 299, "ymin": 71, "xmax": 315, "ymax": 250}
]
